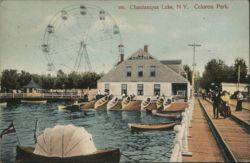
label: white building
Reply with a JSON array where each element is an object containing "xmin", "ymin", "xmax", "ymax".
[
  {"xmin": 97, "ymin": 45, "xmax": 190, "ymax": 100},
  {"xmin": 221, "ymin": 82, "xmax": 249, "ymax": 95}
]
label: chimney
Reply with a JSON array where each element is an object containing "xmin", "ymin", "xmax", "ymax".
[
  {"xmin": 144, "ymin": 45, "xmax": 148, "ymax": 53},
  {"xmin": 120, "ymin": 53, "xmax": 124, "ymax": 62},
  {"xmin": 118, "ymin": 44, "xmax": 124, "ymax": 64}
]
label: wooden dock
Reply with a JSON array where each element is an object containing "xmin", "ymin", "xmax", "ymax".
[
  {"xmin": 182, "ymin": 99, "xmax": 224, "ymax": 162},
  {"xmin": 183, "ymin": 98, "xmax": 250, "ymax": 162},
  {"xmin": 0, "ymin": 92, "xmax": 88, "ymax": 102}
]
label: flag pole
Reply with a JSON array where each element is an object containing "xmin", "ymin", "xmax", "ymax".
[
  {"xmin": 34, "ymin": 119, "xmax": 38, "ymax": 144},
  {"xmin": 13, "ymin": 122, "xmax": 21, "ymax": 145}
]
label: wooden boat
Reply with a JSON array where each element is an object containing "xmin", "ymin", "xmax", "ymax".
[
  {"xmin": 128, "ymin": 122, "xmax": 178, "ymax": 131},
  {"xmin": 16, "ymin": 146, "xmax": 120, "ymax": 163},
  {"xmin": 0, "ymin": 102, "xmax": 7, "ymax": 108},
  {"xmin": 21, "ymin": 100, "xmax": 47, "ymax": 104},
  {"xmin": 122, "ymin": 97, "xmax": 141, "ymax": 111},
  {"xmin": 152, "ymin": 110, "xmax": 181, "ymax": 119},
  {"xmin": 57, "ymin": 103, "xmax": 81, "ymax": 112},
  {"xmin": 94, "ymin": 96, "xmax": 109, "ymax": 109},
  {"xmin": 163, "ymin": 102, "xmax": 188, "ymax": 112},
  {"xmin": 107, "ymin": 97, "xmax": 122, "ymax": 111},
  {"xmin": 81, "ymin": 101, "xmax": 95, "ymax": 110},
  {"xmin": 140, "ymin": 97, "xmax": 156, "ymax": 111}
]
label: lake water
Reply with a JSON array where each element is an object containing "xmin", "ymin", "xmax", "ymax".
[{"xmin": 0, "ymin": 102, "xmax": 176, "ymax": 162}]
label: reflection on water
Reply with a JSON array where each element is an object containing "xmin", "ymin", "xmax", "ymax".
[{"xmin": 0, "ymin": 102, "xmax": 176, "ymax": 162}]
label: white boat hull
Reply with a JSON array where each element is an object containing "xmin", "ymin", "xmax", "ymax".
[
  {"xmin": 21, "ymin": 100, "xmax": 47, "ymax": 104},
  {"xmin": 0, "ymin": 102, "xmax": 7, "ymax": 108}
]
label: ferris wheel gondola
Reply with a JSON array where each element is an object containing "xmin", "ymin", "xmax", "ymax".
[{"xmin": 41, "ymin": 4, "xmax": 123, "ymax": 73}]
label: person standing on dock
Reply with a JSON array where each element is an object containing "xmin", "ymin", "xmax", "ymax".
[
  {"xmin": 212, "ymin": 88, "xmax": 222, "ymax": 119},
  {"xmin": 221, "ymin": 91, "xmax": 231, "ymax": 118},
  {"xmin": 236, "ymin": 91, "xmax": 243, "ymax": 111}
]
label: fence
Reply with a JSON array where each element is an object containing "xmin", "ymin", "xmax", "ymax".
[{"xmin": 169, "ymin": 98, "xmax": 194, "ymax": 162}]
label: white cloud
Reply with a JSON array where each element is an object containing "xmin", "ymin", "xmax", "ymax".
[
  {"xmin": 112, "ymin": 15, "xmax": 156, "ymax": 34},
  {"xmin": 136, "ymin": 24, "xmax": 156, "ymax": 34}
]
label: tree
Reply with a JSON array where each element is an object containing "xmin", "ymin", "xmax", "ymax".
[
  {"xmin": 183, "ymin": 64, "xmax": 192, "ymax": 84},
  {"xmin": 1, "ymin": 69, "xmax": 19, "ymax": 92},
  {"xmin": 200, "ymin": 59, "xmax": 227, "ymax": 91},
  {"xmin": 233, "ymin": 57, "xmax": 248, "ymax": 83},
  {"xmin": 55, "ymin": 70, "xmax": 67, "ymax": 89},
  {"xmin": 18, "ymin": 70, "xmax": 31, "ymax": 87}
]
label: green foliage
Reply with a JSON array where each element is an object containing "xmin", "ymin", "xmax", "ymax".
[
  {"xmin": 183, "ymin": 64, "xmax": 192, "ymax": 84},
  {"xmin": 233, "ymin": 57, "xmax": 248, "ymax": 83},
  {"xmin": 0, "ymin": 69, "xmax": 103, "ymax": 92},
  {"xmin": 200, "ymin": 57, "xmax": 249, "ymax": 91},
  {"xmin": 1, "ymin": 69, "xmax": 19, "ymax": 91}
]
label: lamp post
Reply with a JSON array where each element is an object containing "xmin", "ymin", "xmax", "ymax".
[{"xmin": 188, "ymin": 42, "xmax": 201, "ymax": 96}]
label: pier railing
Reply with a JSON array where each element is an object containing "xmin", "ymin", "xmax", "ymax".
[
  {"xmin": 0, "ymin": 92, "xmax": 86, "ymax": 100},
  {"xmin": 170, "ymin": 98, "xmax": 194, "ymax": 162}
]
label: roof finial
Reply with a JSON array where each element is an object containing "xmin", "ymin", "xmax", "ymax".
[{"xmin": 144, "ymin": 45, "xmax": 148, "ymax": 53}]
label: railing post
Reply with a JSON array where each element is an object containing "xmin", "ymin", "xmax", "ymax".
[
  {"xmin": 189, "ymin": 100, "xmax": 194, "ymax": 127},
  {"xmin": 170, "ymin": 125, "xmax": 182, "ymax": 162},
  {"xmin": 182, "ymin": 106, "xmax": 192, "ymax": 157}
]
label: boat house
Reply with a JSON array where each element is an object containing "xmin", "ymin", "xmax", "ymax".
[
  {"xmin": 97, "ymin": 45, "xmax": 190, "ymax": 100},
  {"xmin": 22, "ymin": 79, "xmax": 42, "ymax": 93}
]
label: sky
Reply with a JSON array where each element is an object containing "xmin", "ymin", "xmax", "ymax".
[{"xmin": 0, "ymin": 0, "xmax": 249, "ymax": 75}]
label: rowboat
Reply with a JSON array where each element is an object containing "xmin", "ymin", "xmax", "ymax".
[
  {"xmin": 16, "ymin": 124, "xmax": 121, "ymax": 163},
  {"xmin": 152, "ymin": 110, "xmax": 181, "ymax": 119},
  {"xmin": 140, "ymin": 97, "xmax": 156, "ymax": 111},
  {"xmin": 122, "ymin": 97, "xmax": 141, "ymax": 111},
  {"xmin": 128, "ymin": 122, "xmax": 178, "ymax": 131},
  {"xmin": 57, "ymin": 103, "xmax": 81, "ymax": 112},
  {"xmin": 0, "ymin": 102, "xmax": 7, "ymax": 108},
  {"xmin": 16, "ymin": 145, "xmax": 120, "ymax": 163},
  {"xmin": 107, "ymin": 97, "xmax": 122, "ymax": 111},
  {"xmin": 163, "ymin": 102, "xmax": 188, "ymax": 112},
  {"xmin": 94, "ymin": 96, "xmax": 109, "ymax": 109},
  {"xmin": 21, "ymin": 100, "xmax": 47, "ymax": 104},
  {"xmin": 81, "ymin": 101, "xmax": 95, "ymax": 110}
]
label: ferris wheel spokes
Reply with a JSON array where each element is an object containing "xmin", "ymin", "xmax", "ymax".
[{"xmin": 42, "ymin": 4, "xmax": 123, "ymax": 73}]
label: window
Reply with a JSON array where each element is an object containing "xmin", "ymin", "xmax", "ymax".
[
  {"xmin": 121, "ymin": 84, "xmax": 127, "ymax": 95},
  {"xmin": 126, "ymin": 66, "xmax": 131, "ymax": 77},
  {"xmin": 138, "ymin": 66, "xmax": 143, "ymax": 77},
  {"xmin": 150, "ymin": 66, "xmax": 156, "ymax": 77},
  {"xmin": 137, "ymin": 84, "xmax": 143, "ymax": 95},
  {"xmin": 154, "ymin": 84, "xmax": 160, "ymax": 96},
  {"xmin": 105, "ymin": 83, "xmax": 109, "ymax": 94}
]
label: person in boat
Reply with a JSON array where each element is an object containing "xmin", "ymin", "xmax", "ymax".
[
  {"xmin": 145, "ymin": 97, "xmax": 151, "ymax": 104},
  {"xmin": 235, "ymin": 91, "xmax": 243, "ymax": 111},
  {"xmin": 220, "ymin": 91, "xmax": 231, "ymax": 118},
  {"xmin": 130, "ymin": 93, "xmax": 135, "ymax": 101},
  {"xmin": 95, "ymin": 90, "xmax": 102, "ymax": 100},
  {"xmin": 163, "ymin": 99, "xmax": 172, "ymax": 111}
]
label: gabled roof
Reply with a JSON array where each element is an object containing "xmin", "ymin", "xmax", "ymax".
[
  {"xmin": 160, "ymin": 60, "xmax": 182, "ymax": 65},
  {"xmin": 98, "ymin": 48, "xmax": 188, "ymax": 83},
  {"xmin": 160, "ymin": 60, "xmax": 186, "ymax": 74},
  {"xmin": 22, "ymin": 79, "xmax": 41, "ymax": 89}
]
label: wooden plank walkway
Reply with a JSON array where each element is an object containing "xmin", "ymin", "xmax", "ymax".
[
  {"xmin": 230, "ymin": 99, "xmax": 250, "ymax": 110},
  {"xmin": 182, "ymin": 99, "xmax": 224, "ymax": 162},
  {"xmin": 206, "ymin": 98, "xmax": 250, "ymax": 126},
  {"xmin": 201, "ymin": 99, "xmax": 250, "ymax": 162}
]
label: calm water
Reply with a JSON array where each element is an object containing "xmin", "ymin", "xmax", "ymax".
[{"xmin": 0, "ymin": 102, "xmax": 176, "ymax": 162}]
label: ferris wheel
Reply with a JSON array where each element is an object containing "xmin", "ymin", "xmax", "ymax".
[{"xmin": 41, "ymin": 4, "xmax": 124, "ymax": 73}]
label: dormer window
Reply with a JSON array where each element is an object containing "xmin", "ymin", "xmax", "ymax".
[
  {"xmin": 126, "ymin": 66, "xmax": 131, "ymax": 77},
  {"xmin": 138, "ymin": 66, "xmax": 143, "ymax": 77},
  {"xmin": 150, "ymin": 66, "xmax": 156, "ymax": 77}
]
